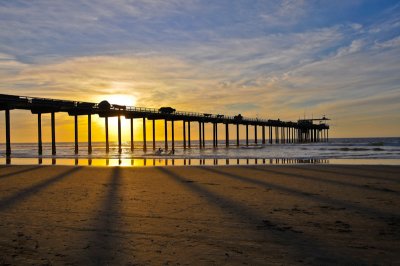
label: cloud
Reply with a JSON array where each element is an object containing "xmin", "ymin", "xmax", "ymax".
[
  {"xmin": 0, "ymin": 1, "xmax": 399, "ymax": 137},
  {"xmin": 335, "ymin": 39, "xmax": 365, "ymax": 57}
]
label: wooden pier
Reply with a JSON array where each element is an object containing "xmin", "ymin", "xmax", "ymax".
[{"xmin": 0, "ymin": 94, "xmax": 330, "ymax": 156}]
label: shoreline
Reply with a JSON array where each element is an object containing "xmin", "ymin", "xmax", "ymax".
[
  {"xmin": 0, "ymin": 165, "xmax": 399, "ymax": 264},
  {"xmin": 1, "ymin": 157, "xmax": 400, "ymax": 166}
]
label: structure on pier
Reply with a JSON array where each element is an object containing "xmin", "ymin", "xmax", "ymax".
[{"xmin": 0, "ymin": 94, "xmax": 330, "ymax": 157}]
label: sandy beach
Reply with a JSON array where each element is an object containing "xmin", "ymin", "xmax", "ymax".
[{"xmin": 0, "ymin": 164, "xmax": 399, "ymax": 265}]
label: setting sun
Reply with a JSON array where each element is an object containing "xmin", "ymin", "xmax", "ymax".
[{"xmin": 97, "ymin": 94, "xmax": 137, "ymax": 107}]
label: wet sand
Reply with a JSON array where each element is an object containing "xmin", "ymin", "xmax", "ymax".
[{"xmin": 0, "ymin": 165, "xmax": 399, "ymax": 265}]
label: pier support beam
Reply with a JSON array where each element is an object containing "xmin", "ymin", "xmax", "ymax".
[
  {"xmin": 225, "ymin": 123, "xmax": 229, "ymax": 147},
  {"xmin": 188, "ymin": 121, "xmax": 191, "ymax": 148},
  {"xmin": 105, "ymin": 117, "xmax": 109, "ymax": 153},
  {"xmin": 275, "ymin": 127, "xmax": 279, "ymax": 144},
  {"xmin": 88, "ymin": 114, "xmax": 92, "ymax": 154},
  {"xmin": 164, "ymin": 120, "xmax": 168, "ymax": 150},
  {"xmin": 183, "ymin": 121, "xmax": 186, "ymax": 149},
  {"xmin": 51, "ymin": 112, "xmax": 56, "ymax": 155},
  {"xmin": 262, "ymin": 125, "xmax": 265, "ymax": 144},
  {"xmin": 143, "ymin": 118, "xmax": 147, "ymax": 151},
  {"xmin": 152, "ymin": 120, "xmax": 156, "ymax": 150},
  {"xmin": 5, "ymin": 110, "xmax": 11, "ymax": 156},
  {"xmin": 118, "ymin": 115, "xmax": 122, "ymax": 154},
  {"xmin": 38, "ymin": 113, "xmax": 43, "ymax": 155},
  {"xmin": 269, "ymin": 126, "xmax": 272, "ymax": 144},
  {"xmin": 171, "ymin": 120, "xmax": 175, "ymax": 151},
  {"xmin": 74, "ymin": 115, "xmax": 78, "ymax": 154},
  {"xmin": 212, "ymin": 123, "xmax": 216, "ymax": 147}
]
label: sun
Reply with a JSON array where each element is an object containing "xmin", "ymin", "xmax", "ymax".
[{"xmin": 104, "ymin": 94, "xmax": 137, "ymax": 107}]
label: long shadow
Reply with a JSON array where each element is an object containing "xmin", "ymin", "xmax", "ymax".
[
  {"xmin": 87, "ymin": 167, "xmax": 122, "ymax": 265},
  {"xmin": 0, "ymin": 167, "xmax": 82, "ymax": 212},
  {"xmin": 0, "ymin": 165, "xmax": 44, "ymax": 180},
  {"xmin": 157, "ymin": 167, "xmax": 359, "ymax": 265},
  {"xmin": 292, "ymin": 165, "xmax": 400, "ymax": 184},
  {"xmin": 269, "ymin": 166, "xmax": 400, "ymax": 194},
  {"xmin": 337, "ymin": 165, "xmax": 400, "ymax": 176},
  {"xmin": 203, "ymin": 166, "xmax": 396, "ymax": 219}
]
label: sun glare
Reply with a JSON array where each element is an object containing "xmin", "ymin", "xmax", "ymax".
[{"xmin": 103, "ymin": 94, "xmax": 137, "ymax": 107}]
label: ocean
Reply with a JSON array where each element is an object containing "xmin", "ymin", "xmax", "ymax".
[{"xmin": 1, "ymin": 137, "xmax": 399, "ymax": 166}]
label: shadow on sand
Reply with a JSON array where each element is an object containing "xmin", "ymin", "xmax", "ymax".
[
  {"xmin": 0, "ymin": 165, "xmax": 44, "ymax": 180},
  {"xmin": 0, "ymin": 167, "xmax": 82, "ymax": 212},
  {"xmin": 85, "ymin": 167, "xmax": 123, "ymax": 265},
  {"xmin": 157, "ymin": 167, "xmax": 359, "ymax": 265}
]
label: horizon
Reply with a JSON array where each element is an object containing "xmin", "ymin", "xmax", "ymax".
[{"xmin": 1, "ymin": 1, "xmax": 400, "ymax": 141}]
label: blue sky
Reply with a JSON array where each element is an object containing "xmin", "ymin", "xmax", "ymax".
[{"xmin": 0, "ymin": 0, "xmax": 399, "ymax": 139}]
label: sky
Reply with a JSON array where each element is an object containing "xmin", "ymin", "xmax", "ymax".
[{"xmin": 0, "ymin": 0, "xmax": 399, "ymax": 142}]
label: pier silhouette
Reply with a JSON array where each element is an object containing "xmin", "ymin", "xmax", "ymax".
[{"xmin": 0, "ymin": 94, "xmax": 329, "ymax": 157}]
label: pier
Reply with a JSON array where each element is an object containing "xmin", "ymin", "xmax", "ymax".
[{"xmin": 0, "ymin": 94, "xmax": 330, "ymax": 156}]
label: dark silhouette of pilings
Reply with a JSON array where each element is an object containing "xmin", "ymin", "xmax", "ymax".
[
  {"xmin": 51, "ymin": 112, "xmax": 56, "ymax": 155},
  {"xmin": 1, "ymin": 94, "xmax": 330, "ymax": 157},
  {"xmin": 183, "ymin": 121, "xmax": 186, "ymax": 149},
  {"xmin": 188, "ymin": 121, "xmax": 191, "ymax": 148},
  {"xmin": 269, "ymin": 126, "xmax": 272, "ymax": 144},
  {"xmin": 262, "ymin": 125, "xmax": 265, "ymax": 144},
  {"xmin": 88, "ymin": 114, "xmax": 92, "ymax": 154},
  {"xmin": 152, "ymin": 119, "xmax": 155, "ymax": 150},
  {"xmin": 74, "ymin": 115, "xmax": 78, "ymax": 154},
  {"xmin": 164, "ymin": 121, "xmax": 169, "ymax": 150},
  {"xmin": 254, "ymin": 125, "xmax": 257, "ymax": 144},
  {"xmin": 38, "ymin": 113, "xmax": 42, "ymax": 155},
  {"xmin": 118, "ymin": 115, "xmax": 122, "ymax": 153},
  {"xmin": 5, "ymin": 110, "xmax": 11, "ymax": 156},
  {"xmin": 171, "ymin": 120, "xmax": 175, "ymax": 151}
]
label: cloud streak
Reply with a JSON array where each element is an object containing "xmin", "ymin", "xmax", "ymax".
[{"xmin": 0, "ymin": 1, "xmax": 399, "ymax": 137}]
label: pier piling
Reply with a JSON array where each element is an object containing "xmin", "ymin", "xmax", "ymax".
[
  {"xmin": 152, "ymin": 119, "xmax": 155, "ymax": 150},
  {"xmin": 171, "ymin": 120, "xmax": 175, "ymax": 151},
  {"xmin": 38, "ymin": 113, "xmax": 42, "ymax": 155},
  {"xmin": 51, "ymin": 112, "xmax": 56, "ymax": 155},
  {"xmin": 165, "ymin": 120, "xmax": 168, "ymax": 150},
  {"xmin": 118, "ymin": 115, "xmax": 122, "ymax": 154},
  {"xmin": 0, "ymin": 94, "xmax": 330, "ymax": 157},
  {"xmin": 143, "ymin": 117, "xmax": 147, "ymax": 151},
  {"xmin": 74, "ymin": 115, "xmax": 78, "ymax": 154},
  {"xmin": 88, "ymin": 114, "xmax": 92, "ymax": 154},
  {"xmin": 254, "ymin": 125, "xmax": 257, "ymax": 144}
]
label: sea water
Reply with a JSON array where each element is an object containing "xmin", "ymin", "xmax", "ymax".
[{"xmin": 1, "ymin": 138, "xmax": 399, "ymax": 165}]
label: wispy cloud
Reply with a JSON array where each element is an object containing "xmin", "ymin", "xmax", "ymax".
[{"xmin": 0, "ymin": 1, "xmax": 399, "ymax": 137}]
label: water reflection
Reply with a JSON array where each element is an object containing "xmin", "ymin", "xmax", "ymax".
[{"xmin": 2, "ymin": 157, "xmax": 331, "ymax": 166}]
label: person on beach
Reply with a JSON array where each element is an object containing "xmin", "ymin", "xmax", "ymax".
[{"xmin": 155, "ymin": 148, "xmax": 163, "ymax": 155}]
